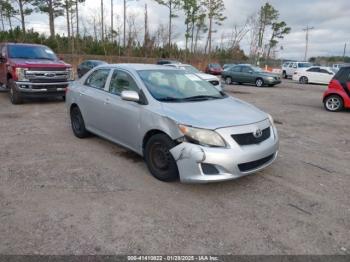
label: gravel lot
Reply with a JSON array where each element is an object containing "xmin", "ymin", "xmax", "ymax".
[{"xmin": 0, "ymin": 80, "xmax": 349, "ymax": 255}]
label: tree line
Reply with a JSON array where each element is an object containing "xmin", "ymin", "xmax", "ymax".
[{"xmin": 0, "ymin": 0, "xmax": 291, "ymax": 63}]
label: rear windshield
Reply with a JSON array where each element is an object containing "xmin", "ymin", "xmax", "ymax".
[
  {"xmin": 298, "ymin": 62, "xmax": 313, "ymax": 68},
  {"xmin": 8, "ymin": 45, "xmax": 57, "ymax": 61},
  {"xmin": 334, "ymin": 68, "xmax": 350, "ymax": 82}
]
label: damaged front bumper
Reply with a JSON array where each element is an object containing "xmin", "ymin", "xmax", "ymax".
[{"xmin": 170, "ymin": 122, "xmax": 279, "ymax": 183}]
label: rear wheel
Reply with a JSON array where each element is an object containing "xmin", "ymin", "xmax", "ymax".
[
  {"xmin": 299, "ymin": 76, "xmax": 308, "ymax": 84},
  {"xmin": 225, "ymin": 77, "xmax": 232, "ymax": 85},
  {"xmin": 282, "ymin": 71, "xmax": 287, "ymax": 79},
  {"xmin": 324, "ymin": 95, "xmax": 344, "ymax": 112},
  {"xmin": 144, "ymin": 134, "xmax": 179, "ymax": 182},
  {"xmin": 70, "ymin": 106, "xmax": 89, "ymax": 138},
  {"xmin": 8, "ymin": 79, "xmax": 23, "ymax": 105},
  {"xmin": 255, "ymin": 78, "xmax": 264, "ymax": 87}
]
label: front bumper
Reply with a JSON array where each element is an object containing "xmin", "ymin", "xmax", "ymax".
[
  {"xmin": 265, "ymin": 78, "xmax": 281, "ymax": 85},
  {"xmin": 170, "ymin": 120, "xmax": 279, "ymax": 183},
  {"xmin": 15, "ymin": 81, "xmax": 69, "ymax": 97}
]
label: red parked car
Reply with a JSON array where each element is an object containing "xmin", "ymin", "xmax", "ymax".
[
  {"xmin": 0, "ymin": 42, "xmax": 73, "ymax": 104},
  {"xmin": 205, "ymin": 63, "xmax": 223, "ymax": 75},
  {"xmin": 323, "ymin": 66, "xmax": 350, "ymax": 112}
]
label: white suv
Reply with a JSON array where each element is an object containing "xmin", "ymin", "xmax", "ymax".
[{"xmin": 282, "ymin": 62, "xmax": 313, "ymax": 79}]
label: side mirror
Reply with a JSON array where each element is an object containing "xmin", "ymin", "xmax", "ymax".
[
  {"xmin": 249, "ymin": 70, "xmax": 253, "ymax": 74},
  {"xmin": 121, "ymin": 90, "xmax": 140, "ymax": 102}
]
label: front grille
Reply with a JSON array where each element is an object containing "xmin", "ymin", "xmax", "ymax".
[
  {"xmin": 238, "ymin": 154, "xmax": 274, "ymax": 172},
  {"xmin": 25, "ymin": 70, "xmax": 69, "ymax": 83},
  {"xmin": 209, "ymin": 80, "xmax": 220, "ymax": 86},
  {"xmin": 232, "ymin": 127, "xmax": 271, "ymax": 146}
]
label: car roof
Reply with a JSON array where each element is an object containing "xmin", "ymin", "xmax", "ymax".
[
  {"xmin": 106, "ymin": 63, "xmax": 179, "ymax": 71},
  {"xmin": 2, "ymin": 42, "xmax": 49, "ymax": 48}
]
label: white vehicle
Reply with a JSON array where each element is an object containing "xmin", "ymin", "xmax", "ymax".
[
  {"xmin": 282, "ymin": 61, "xmax": 313, "ymax": 79},
  {"xmin": 165, "ymin": 63, "xmax": 223, "ymax": 91},
  {"xmin": 292, "ymin": 66, "xmax": 335, "ymax": 85}
]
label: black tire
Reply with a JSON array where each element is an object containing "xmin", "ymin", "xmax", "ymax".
[
  {"xmin": 255, "ymin": 78, "xmax": 264, "ymax": 87},
  {"xmin": 70, "ymin": 106, "xmax": 89, "ymax": 138},
  {"xmin": 299, "ymin": 76, "xmax": 308, "ymax": 84},
  {"xmin": 282, "ymin": 71, "xmax": 287, "ymax": 79},
  {"xmin": 8, "ymin": 79, "xmax": 23, "ymax": 104},
  {"xmin": 268, "ymin": 84, "xmax": 274, "ymax": 87},
  {"xmin": 225, "ymin": 77, "xmax": 232, "ymax": 85},
  {"xmin": 62, "ymin": 96, "xmax": 66, "ymax": 101},
  {"xmin": 324, "ymin": 95, "xmax": 344, "ymax": 112},
  {"xmin": 144, "ymin": 133, "xmax": 179, "ymax": 182}
]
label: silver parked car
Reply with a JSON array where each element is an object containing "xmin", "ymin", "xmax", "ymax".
[{"xmin": 66, "ymin": 64, "xmax": 279, "ymax": 183}]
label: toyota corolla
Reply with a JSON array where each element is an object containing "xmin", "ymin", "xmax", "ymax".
[{"xmin": 66, "ymin": 64, "xmax": 279, "ymax": 183}]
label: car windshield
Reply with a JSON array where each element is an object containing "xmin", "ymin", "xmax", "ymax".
[
  {"xmin": 138, "ymin": 70, "xmax": 225, "ymax": 102},
  {"xmin": 8, "ymin": 45, "xmax": 57, "ymax": 60},
  {"xmin": 298, "ymin": 62, "xmax": 313, "ymax": 68},
  {"xmin": 182, "ymin": 65, "xmax": 201, "ymax": 74}
]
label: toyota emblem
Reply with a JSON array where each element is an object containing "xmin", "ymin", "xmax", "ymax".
[{"xmin": 253, "ymin": 129, "xmax": 263, "ymax": 138}]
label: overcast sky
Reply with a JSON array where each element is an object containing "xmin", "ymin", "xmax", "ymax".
[{"xmin": 15, "ymin": 0, "xmax": 350, "ymax": 60}]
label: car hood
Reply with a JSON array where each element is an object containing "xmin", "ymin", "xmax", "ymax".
[
  {"xmin": 161, "ymin": 97, "xmax": 268, "ymax": 130},
  {"xmin": 9, "ymin": 58, "xmax": 71, "ymax": 68},
  {"xmin": 196, "ymin": 73, "xmax": 219, "ymax": 81}
]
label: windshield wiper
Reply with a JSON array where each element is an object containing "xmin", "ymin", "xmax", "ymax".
[
  {"xmin": 183, "ymin": 95, "xmax": 222, "ymax": 101},
  {"xmin": 158, "ymin": 97, "xmax": 184, "ymax": 102}
]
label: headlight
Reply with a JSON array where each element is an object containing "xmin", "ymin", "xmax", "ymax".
[
  {"xmin": 267, "ymin": 77, "xmax": 274, "ymax": 81},
  {"xmin": 178, "ymin": 124, "xmax": 227, "ymax": 148},
  {"xmin": 268, "ymin": 114, "xmax": 275, "ymax": 126},
  {"xmin": 66, "ymin": 68, "xmax": 74, "ymax": 81},
  {"xmin": 15, "ymin": 68, "xmax": 29, "ymax": 81}
]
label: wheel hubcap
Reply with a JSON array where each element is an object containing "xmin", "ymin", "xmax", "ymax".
[
  {"xmin": 226, "ymin": 78, "xmax": 231, "ymax": 84},
  {"xmin": 257, "ymin": 80, "xmax": 263, "ymax": 86},
  {"xmin": 150, "ymin": 142, "xmax": 171, "ymax": 171},
  {"xmin": 72, "ymin": 112, "xmax": 82, "ymax": 132},
  {"xmin": 326, "ymin": 98, "xmax": 340, "ymax": 110}
]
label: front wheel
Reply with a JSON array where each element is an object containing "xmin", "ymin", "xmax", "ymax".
[
  {"xmin": 144, "ymin": 134, "xmax": 179, "ymax": 182},
  {"xmin": 8, "ymin": 79, "xmax": 23, "ymax": 104},
  {"xmin": 255, "ymin": 78, "xmax": 264, "ymax": 87},
  {"xmin": 70, "ymin": 106, "xmax": 89, "ymax": 138},
  {"xmin": 324, "ymin": 95, "xmax": 344, "ymax": 112}
]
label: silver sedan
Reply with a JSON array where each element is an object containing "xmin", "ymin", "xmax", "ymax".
[{"xmin": 66, "ymin": 64, "xmax": 279, "ymax": 183}]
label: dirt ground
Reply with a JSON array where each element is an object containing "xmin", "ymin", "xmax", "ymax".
[{"xmin": 0, "ymin": 80, "xmax": 349, "ymax": 255}]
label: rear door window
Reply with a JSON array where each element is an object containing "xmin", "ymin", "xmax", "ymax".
[
  {"xmin": 307, "ymin": 67, "xmax": 320, "ymax": 73},
  {"xmin": 85, "ymin": 69, "xmax": 110, "ymax": 90}
]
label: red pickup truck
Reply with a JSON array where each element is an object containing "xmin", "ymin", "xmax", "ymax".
[{"xmin": 0, "ymin": 42, "xmax": 73, "ymax": 104}]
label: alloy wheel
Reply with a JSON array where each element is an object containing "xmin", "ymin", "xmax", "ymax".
[{"xmin": 326, "ymin": 96, "xmax": 342, "ymax": 111}]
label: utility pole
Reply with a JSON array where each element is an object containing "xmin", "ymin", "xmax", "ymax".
[
  {"xmin": 343, "ymin": 43, "xmax": 347, "ymax": 61},
  {"xmin": 303, "ymin": 25, "xmax": 314, "ymax": 61},
  {"xmin": 101, "ymin": 0, "xmax": 104, "ymax": 41}
]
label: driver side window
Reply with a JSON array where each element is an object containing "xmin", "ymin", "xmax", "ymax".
[{"xmin": 109, "ymin": 70, "xmax": 139, "ymax": 95}]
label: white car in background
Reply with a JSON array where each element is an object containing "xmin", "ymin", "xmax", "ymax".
[
  {"xmin": 165, "ymin": 63, "xmax": 223, "ymax": 91},
  {"xmin": 292, "ymin": 66, "xmax": 335, "ymax": 85}
]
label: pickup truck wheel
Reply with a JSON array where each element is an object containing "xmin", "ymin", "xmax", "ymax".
[
  {"xmin": 282, "ymin": 71, "xmax": 287, "ymax": 79},
  {"xmin": 144, "ymin": 134, "xmax": 179, "ymax": 182},
  {"xmin": 8, "ymin": 79, "xmax": 23, "ymax": 105},
  {"xmin": 70, "ymin": 106, "xmax": 89, "ymax": 138}
]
